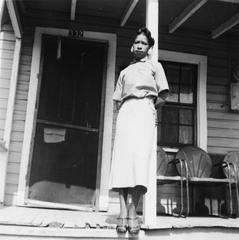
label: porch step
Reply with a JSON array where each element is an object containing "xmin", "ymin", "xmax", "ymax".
[
  {"xmin": 0, "ymin": 225, "xmax": 145, "ymax": 239},
  {"xmin": 1, "ymin": 224, "xmax": 239, "ymax": 240}
]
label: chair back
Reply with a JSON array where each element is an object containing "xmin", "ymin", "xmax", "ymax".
[
  {"xmin": 157, "ymin": 147, "xmax": 169, "ymax": 175},
  {"xmin": 176, "ymin": 146, "xmax": 212, "ymax": 178},
  {"xmin": 223, "ymin": 151, "xmax": 239, "ymax": 181}
]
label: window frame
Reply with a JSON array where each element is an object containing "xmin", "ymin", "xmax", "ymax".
[
  {"xmin": 158, "ymin": 61, "xmax": 197, "ymax": 148},
  {"xmin": 158, "ymin": 49, "xmax": 208, "ymax": 152}
]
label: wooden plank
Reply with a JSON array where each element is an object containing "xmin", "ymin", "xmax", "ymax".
[
  {"xmin": 18, "ymin": 73, "xmax": 30, "ymax": 82},
  {"xmin": 208, "ymin": 146, "xmax": 237, "ymax": 154},
  {"xmin": 5, "ymin": 173, "xmax": 19, "ymax": 184},
  {"xmin": 0, "ymin": 99, "xmax": 8, "ymax": 108},
  {"xmin": 208, "ymin": 120, "xmax": 239, "ymax": 129},
  {"xmin": 5, "ymin": 183, "xmax": 18, "ymax": 194},
  {"xmin": 207, "ymin": 66, "xmax": 228, "ymax": 78},
  {"xmin": 207, "ymin": 102, "xmax": 229, "ymax": 112},
  {"xmin": 208, "ymin": 76, "xmax": 229, "ymax": 85},
  {"xmin": 207, "ymin": 93, "xmax": 227, "ymax": 102},
  {"xmin": 16, "ymin": 91, "xmax": 28, "ymax": 100},
  {"xmin": 208, "ymin": 137, "xmax": 239, "ymax": 148},
  {"xmin": 0, "ymin": 69, "xmax": 11, "ymax": 79},
  {"xmin": 19, "ymin": 64, "xmax": 31, "ymax": 73},
  {"xmin": 0, "ymin": 89, "xmax": 9, "ymax": 99},
  {"xmin": 169, "ymin": 0, "xmax": 208, "ymax": 33},
  {"xmin": 4, "ymin": 193, "xmax": 14, "ymax": 205},
  {"xmin": 0, "ymin": 109, "xmax": 6, "ymax": 118},
  {"xmin": 8, "ymin": 152, "xmax": 22, "ymax": 163},
  {"xmin": 208, "ymin": 128, "xmax": 239, "ymax": 139},
  {"xmin": 9, "ymin": 141, "xmax": 23, "ymax": 152},
  {"xmin": 120, "ymin": 0, "xmax": 139, "ymax": 26},
  {"xmin": 13, "ymin": 112, "xmax": 26, "ymax": 121},
  {"xmin": 212, "ymin": 13, "xmax": 239, "ymax": 39},
  {"xmin": 15, "ymin": 101, "xmax": 27, "ymax": 111},
  {"xmin": 0, "ymin": 39, "xmax": 15, "ymax": 50},
  {"xmin": 7, "ymin": 162, "xmax": 20, "ymax": 174},
  {"xmin": 0, "ymin": 32, "xmax": 15, "ymax": 41},
  {"xmin": 160, "ymin": 31, "xmax": 229, "ymax": 52},
  {"xmin": 0, "ymin": 119, "xmax": 5, "ymax": 129},
  {"xmin": 207, "ymin": 85, "xmax": 228, "ymax": 94},
  {"xmin": 0, "ymin": 79, "xmax": 10, "ymax": 88},
  {"xmin": 208, "ymin": 111, "xmax": 239, "ymax": 121},
  {"xmin": 0, "ymin": 49, "xmax": 14, "ymax": 60},
  {"xmin": 17, "ymin": 82, "xmax": 29, "ymax": 91}
]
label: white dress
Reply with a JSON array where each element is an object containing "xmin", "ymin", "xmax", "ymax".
[{"xmin": 109, "ymin": 58, "xmax": 169, "ymax": 192}]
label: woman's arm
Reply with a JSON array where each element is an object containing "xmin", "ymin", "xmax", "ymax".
[{"xmin": 155, "ymin": 89, "xmax": 169, "ymax": 109}]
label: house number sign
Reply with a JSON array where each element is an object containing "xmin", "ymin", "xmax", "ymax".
[{"xmin": 69, "ymin": 29, "xmax": 84, "ymax": 38}]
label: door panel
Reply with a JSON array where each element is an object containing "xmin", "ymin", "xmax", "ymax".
[{"xmin": 28, "ymin": 35, "xmax": 106, "ymax": 206}]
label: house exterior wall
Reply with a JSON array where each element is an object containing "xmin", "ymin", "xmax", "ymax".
[
  {"xmin": 1, "ymin": 21, "xmax": 239, "ymax": 208},
  {"xmin": 0, "ymin": 23, "xmax": 18, "ymax": 205},
  {"xmin": 157, "ymin": 31, "xmax": 238, "ymax": 156},
  {"xmin": 0, "ymin": 24, "xmax": 14, "ymax": 141}
]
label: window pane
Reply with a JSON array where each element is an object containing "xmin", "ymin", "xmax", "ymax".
[
  {"xmin": 179, "ymin": 109, "xmax": 193, "ymax": 125},
  {"xmin": 166, "ymin": 64, "xmax": 180, "ymax": 84},
  {"xmin": 157, "ymin": 123, "xmax": 162, "ymax": 143},
  {"xmin": 180, "ymin": 85, "xmax": 193, "ymax": 104},
  {"xmin": 157, "ymin": 108, "xmax": 162, "ymax": 122},
  {"xmin": 168, "ymin": 84, "xmax": 179, "ymax": 103},
  {"xmin": 181, "ymin": 65, "xmax": 194, "ymax": 85},
  {"xmin": 179, "ymin": 126, "xmax": 193, "ymax": 144},
  {"xmin": 162, "ymin": 107, "xmax": 178, "ymax": 124},
  {"xmin": 162, "ymin": 124, "xmax": 178, "ymax": 145}
]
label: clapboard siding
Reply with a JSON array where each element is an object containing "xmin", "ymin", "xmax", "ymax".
[
  {"xmin": 0, "ymin": 25, "xmax": 15, "ymax": 141},
  {"xmin": 4, "ymin": 33, "xmax": 33, "ymax": 205}
]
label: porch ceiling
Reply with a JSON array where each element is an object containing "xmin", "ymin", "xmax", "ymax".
[{"xmin": 16, "ymin": 0, "xmax": 239, "ymax": 38}]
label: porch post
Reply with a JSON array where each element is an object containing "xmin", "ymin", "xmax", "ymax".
[
  {"xmin": 143, "ymin": 0, "xmax": 158, "ymax": 227},
  {"xmin": 0, "ymin": 0, "xmax": 22, "ymax": 204}
]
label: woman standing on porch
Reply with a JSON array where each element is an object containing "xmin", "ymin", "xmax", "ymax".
[{"xmin": 109, "ymin": 27, "xmax": 169, "ymax": 234}]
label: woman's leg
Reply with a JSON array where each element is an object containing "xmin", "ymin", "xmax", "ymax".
[
  {"xmin": 116, "ymin": 188, "xmax": 128, "ymax": 233},
  {"xmin": 128, "ymin": 186, "xmax": 145, "ymax": 234},
  {"xmin": 128, "ymin": 186, "xmax": 144, "ymax": 217},
  {"xmin": 119, "ymin": 188, "xmax": 128, "ymax": 218}
]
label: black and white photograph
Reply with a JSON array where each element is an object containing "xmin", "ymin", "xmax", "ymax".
[{"xmin": 0, "ymin": 0, "xmax": 239, "ymax": 239}]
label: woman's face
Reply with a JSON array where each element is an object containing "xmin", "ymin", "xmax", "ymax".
[{"xmin": 132, "ymin": 33, "xmax": 150, "ymax": 60}]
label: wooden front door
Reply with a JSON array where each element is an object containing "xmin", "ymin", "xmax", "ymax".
[{"xmin": 27, "ymin": 35, "xmax": 106, "ymax": 207}]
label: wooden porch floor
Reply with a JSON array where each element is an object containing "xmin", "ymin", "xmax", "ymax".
[{"xmin": 0, "ymin": 206, "xmax": 239, "ymax": 239}]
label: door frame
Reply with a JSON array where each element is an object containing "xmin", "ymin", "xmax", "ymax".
[{"xmin": 16, "ymin": 27, "xmax": 116, "ymax": 211}]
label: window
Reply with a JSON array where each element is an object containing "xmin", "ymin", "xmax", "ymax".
[{"xmin": 157, "ymin": 61, "xmax": 197, "ymax": 148}]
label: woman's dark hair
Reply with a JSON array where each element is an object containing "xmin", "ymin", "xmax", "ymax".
[{"xmin": 136, "ymin": 27, "xmax": 155, "ymax": 47}]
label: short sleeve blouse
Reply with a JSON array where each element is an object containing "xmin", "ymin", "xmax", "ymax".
[{"xmin": 113, "ymin": 58, "xmax": 169, "ymax": 103}]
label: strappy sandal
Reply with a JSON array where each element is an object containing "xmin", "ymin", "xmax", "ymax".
[
  {"xmin": 128, "ymin": 217, "xmax": 140, "ymax": 235},
  {"xmin": 116, "ymin": 218, "xmax": 128, "ymax": 234}
]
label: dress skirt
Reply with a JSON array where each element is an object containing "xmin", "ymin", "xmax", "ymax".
[{"xmin": 109, "ymin": 97, "xmax": 156, "ymax": 192}]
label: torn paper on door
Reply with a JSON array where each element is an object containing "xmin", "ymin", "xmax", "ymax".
[{"xmin": 44, "ymin": 128, "xmax": 66, "ymax": 143}]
